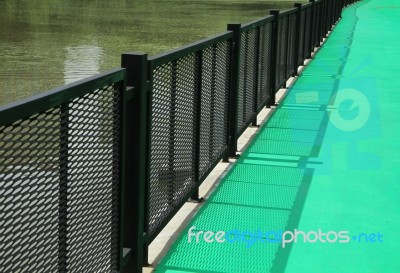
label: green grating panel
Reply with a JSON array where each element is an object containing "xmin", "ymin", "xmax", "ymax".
[
  {"xmin": 282, "ymin": 87, "xmax": 335, "ymax": 105},
  {"xmin": 156, "ymin": 202, "xmax": 292, "ymax": 273},
  {"xmin": 248, "ymin": 139, "xmax": 315, "ymax": 156},
  {"xmin": 242, "ymin": 159, "xmax": 298, "ymax": 168},
  {"xmin": 313, "ymin": 51, "xmax": 369, "ymax": 60},
  {"xmin": 267, "ymin": 117, "xmax": 323, "ymax": 130},
  {"xmin": 282, "ymin": 92, "xmax": 333, "ymax": 105},
  {"xmin": 161, "ymin": 232, "xmax": 281, "ymax": 273},
  {"xmin": 272, "ymin": 108, "xmax": 325, "ymax": 120},
  {"xmin": 286, "ymin": 87, "xmax": 334, "ymax": 93},
  {"xmin": 189, "ymin": 203, "xmax": 290, "ymax": 234},
  {"xmin": 209, "ymin": 180, "xmax": 299, "ymax": 210},
  {"xmin": 259, "ymin": 127, "xmax": 319, "ymax": 143},
  {"xmin": 290, "ymin": 76, "xmax": 337, "ymax": 91},
  {"xmin": 228, "ymin": 163, "xmax": 305, "ymax": 186},
  {"xmin": 301, "ymin": 57, "xmax": 346, "ymax": 76},
  {"xmin": 301, "ymin": 66, "xmax": 342, "ymax": 76},
  {"xmin": 305, "ymin": 59, "xmax": 346, "ymax": 68}
]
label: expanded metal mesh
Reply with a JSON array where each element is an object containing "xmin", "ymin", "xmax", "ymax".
[
  {"xmin": 148, "ymin": 39, "xmax": 231, "ymax": 240},
  {"xmin": 65, "ymin": 85, "xmax": 121, "ymax": 273},
  {"xmin": 149, "ymin": 55, "xmax": 198, "ymax": 238},
  {"xmin": 237, "ymin": 29, "xmax": 258, "ymax": 135},
  {"xmin": 0, "ymin": 83, "xmax": 121, "ymax": 272},
  {"xmin": 199, "ymin": 43, "xmax": 230, "ymax": 179},
  {"xmin": 257, "ymin": 22, "xmax": 273, "ymax": 110},
  {"xmin": 0, "ymin": 108, "xmax": 60, "ymax": 272}
]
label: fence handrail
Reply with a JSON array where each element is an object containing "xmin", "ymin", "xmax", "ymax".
[
  {"xmin": 241, "ymin": 15, "xmax": 274, "ymax": 31},
  {"xmin": 279, "ymin": 7, "xmax": 299, "ymax": 17},
  {"xmin": 301, "ymin": 2, "xmax": 314, "ymax": 10},
  {"xmin": 148, "ymin": 31, "xmax": 233, "ymax": 67},
  {"xmin": 0, "ymin": 68, "xmax": 126, "ymax": 126}
]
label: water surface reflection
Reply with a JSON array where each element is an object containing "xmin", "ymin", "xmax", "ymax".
[
  {"xmin": 64, "ymin": 45, "xmax": 103, "ymax": 84},
  {"xmin": 0, "ymin": 0, "xmax": 300, "ymax": 105}
]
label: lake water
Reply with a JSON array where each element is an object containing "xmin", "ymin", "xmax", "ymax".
[{"xmin": 0, "ymin": 0, "xmax": 301, "ymax": 106}]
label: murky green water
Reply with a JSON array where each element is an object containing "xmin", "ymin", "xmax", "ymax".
[{"xmin": 0, "ymin": 0, "xmax": 301, "ymax": 106}]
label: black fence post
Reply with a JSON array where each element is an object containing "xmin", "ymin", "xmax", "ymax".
[
  {"xmin": 294, "ymin": 3, "xmax": 302, "ymax": 75},
  {"xmin": 322, "ymin": 0, "xmax": 327, "ymax": 39},
  {"xmin": 330, "ymin": 0, "xmax": 334, "ymax": 29},
  {"xmin": 283, "ymin": 15, "xmax": 289, "ymax": 88},
  {"xmin": 252, "ymin": 27, "xmax": 261, "ymax": 126},
  {"xmin": 167, "ymin": 61, "xmax": 177, "ymax": 207},
  {"xmin": 190, "ymin": 50, "xmax": 204, "ymax": 202},
  {"xmin": 322, "ymin": 0, "xmax": 327, "ymax": 41},
  {"xmin": 336, "ymin": 0, "xmax": 340, "ymax": 21},
  {"xmin": 332, "ymin": 0, "xmax": 335, "ymax": 26},
  {"xmin": 315, "ymin": 1, "xmax": 321, "ymax": 47},
  {"xmin": 336, "ymin": 0, "xmax": 341, "ymax": 21},
  {"xmin": 327, "ymin": 0, "xmax": 332, "ymax": 29},
  {"xmin": 325, "ymin": 0, "xmax": 328, "ymax": 33},
  {"xmin": 308, "ymin": 0, "xmax": 315, "ymax": 57},
  {"xmin": 340, "ymin": 0, "xmax": 345, "ymax": 18},
  {"xmin": 269, "ymin": 10, "xmax": 280, "ymax": 107},
  {"xmin": 120, "ymin": 52, "xmax": 149, "ymax": 272},
  {"xmin": 58, "ymin": 103, "xmax": 69, "ymax": 273},
  {"xmin": 227, "ymin": 23, "xmax": 241, "ymax": 158}
]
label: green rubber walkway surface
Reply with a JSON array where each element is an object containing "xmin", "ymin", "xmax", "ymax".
[{"xmin": 155, "ymin": 0, "xmax": 400, "ymax": 272}]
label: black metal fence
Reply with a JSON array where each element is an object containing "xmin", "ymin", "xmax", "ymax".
[
  {"xmin": 146, "ymin": 32, "xmax": 232, "ymax": 243},
  {"xmin": 0, "ymin": 69, "xmax": 125, "ymax": 272},
  {"xmin": 0, "ymin": 0, "xmax": 359, "ymax": 272}
]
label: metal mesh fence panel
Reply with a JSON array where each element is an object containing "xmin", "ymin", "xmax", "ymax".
[
  {"xmin": 148, "ymin": 38, "xmax": 231, "ymax": 240},
  {"xmin": 0, "ymin": 81, "xmax": 122, "ymax": 273},
  {"xmin": 65, "ymin": 85, "xmax": 121, "ymax": 273},
  {"xmin": 257, "ymin": 22, "xmax": 273, "ymax": 110},
  {"xmin": 0, "ymin": 108, "xmax": 60, "ymax": 272},
  {"xmin": 149, "ymin": 54, "xmax": 198, "ymax": 238},
  {"xmin": 237, "ymin": 29, "xmax": 258, "ymax": 135},
  {"xmin": 199, "ymin": 42, "xmax": 230, "ymax": 179}
]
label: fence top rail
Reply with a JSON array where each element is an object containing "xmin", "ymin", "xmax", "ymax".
[
  {"xmin": 279, "ymin": 7, "xmax": 299, "ymax": 17},
  {"xmin": 301, "ymin": 2, "xmax": 313, "ymax": 9},
  {"xmin": 0, "ymin": 68, "xmax": 126, "ymax": 127},
  {"xmin": 241, "ymin": 15, "xmax": 274, "ymax": 32},
  {"xmin": 148, "ymin": 31, "xmax": 233, "ymax": 68}
]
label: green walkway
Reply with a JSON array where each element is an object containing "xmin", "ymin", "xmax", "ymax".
[{"xmin": 155, "ymin": 0, "xmax": 400, "ymax": 272}]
